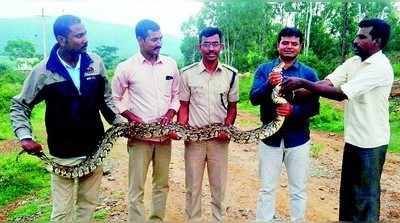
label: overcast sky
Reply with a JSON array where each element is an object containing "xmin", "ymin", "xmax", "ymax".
[{"xmin": 0, "ymin": 0, "xmax": 203, "ymax": 37}]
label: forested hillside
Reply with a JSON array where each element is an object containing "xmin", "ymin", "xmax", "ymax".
[
  {"xmin": 0, "ymin": 17, "xmax": 182, "ymax": 61},
  {"xmin": 180, "ymin": 1, "xmax": 400, "ymax": 78}
]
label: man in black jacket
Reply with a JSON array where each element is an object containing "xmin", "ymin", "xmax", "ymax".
[{"xmin": 10, "ymin": 15, "xmax": 121, "ymax": 222}]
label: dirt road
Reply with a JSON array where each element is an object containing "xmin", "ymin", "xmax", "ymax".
[{"xmin": 98, "ymin": 112, "xmax": 400, "ymax": 222}]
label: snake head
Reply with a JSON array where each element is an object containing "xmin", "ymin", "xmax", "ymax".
[
  {"xmin": 15, "ymin": 150, "xmax": 46, "ymax": 162},
  {"xmin": 272, "ymin": 62, "xmax": 285, "ymax": 75},
  {"xmin": 15, "ymin": 150, "xmax": 26, "ymax": 162}
]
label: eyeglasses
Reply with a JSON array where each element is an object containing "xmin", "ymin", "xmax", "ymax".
[{"xmin": 200, "ymin": 42, "xmax": 222, "ymax": 48}]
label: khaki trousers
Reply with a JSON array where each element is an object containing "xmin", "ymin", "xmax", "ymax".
[
  {"xmin": 184, "ymin": 140, "xmax": 229, "ymax": 222},
  {"xmin": 128, "ymin": 141, "xmax": 172, "ymax": 222},
  {"xmin": 50, "ymin": 166, "xmax": 103, "ymax": 223}
]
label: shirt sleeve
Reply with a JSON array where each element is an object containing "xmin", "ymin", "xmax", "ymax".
[
  {"xmin": 168, "ymin": 64, "xmax": 181, "ymax": 112},
  {"xmin": 228, "ymin": 72, "xmax": 239, "ymax": 102},
  {"xmin": 325, "ymin": 60, "xmax": 351, "ymax": 88},
  {"xmin": 10, "ymin": 68, "xmax": 45, "ymax": 140},
  {"xmin": 291, "ymin": 68, "xmax": 320, "ymax": 119},
  {"xmin": 111, "ymin": 64, "xmax": 130, "ymax": 113},
  {"xmin": 341, "ymin": 64, "xmax": 392, "ymax": 100},
  {"xmin": 249, "ymin": 64, "xmax": 273, "ymax": 106},
  {"xmin": 179, "ymin": 71, "xmax": 191, "ymax": 102},
  {"xmin": 98, "ymin": 57, "xmax": 124, "ymax": 124}
]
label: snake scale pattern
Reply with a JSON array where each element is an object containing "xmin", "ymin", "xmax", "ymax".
[{"xmin": 20, "ymin": 63, "xmax": 287, "ymax": 178}]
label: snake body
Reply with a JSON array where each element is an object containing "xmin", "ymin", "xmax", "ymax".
[{"xmin": 20, "ymin": 63, "xmax": 287, "ymax": 178}]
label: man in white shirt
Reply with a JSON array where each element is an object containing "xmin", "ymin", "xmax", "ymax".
[{"xmin": 282, "ymin": 18, "xmax": 393, "ymax": 222}]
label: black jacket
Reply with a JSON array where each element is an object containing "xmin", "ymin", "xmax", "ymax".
[{"xmin": 11, "ymin": 44, "xmax": 119, "ymax": 158}]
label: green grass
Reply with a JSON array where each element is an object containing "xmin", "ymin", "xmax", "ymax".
[
  {"xmin": 0, "ymin": 103, "xmax": 46, "ymax": 142},
  {"xmin": 8, "ymin": 198, "xmax": 52, "ymax": 222},
  {"xmin": 238, "ymin": 100, "xmax": 259, "ymax": 116},
  {"xmin": 0, "ymin": 152, "xmax": 50, "ymax": 208},
  {"xmin": 0, "ymin": 152, "xmax": 52, "ymax": 221},
  {"xmin": 311, "ymin": 143, "xmax": 325, "ymax": 158},
  {"xmin": 94, "ymin": 209, "xmax": 108, "ymax": 220},
  {"xmin": 237, "ymin": 74, "xmax": 264, "ymax": 116},
  {"xmin": 28, "ymin": 103, "xmax": 47, "ymax": 143},
  {"xmin": 0, "ymin": 69, "xmax": 47, "ymax": 141},
  {"xmin": 0, "ymin": 113, "xmax": 13, "ymax": 140},
  {"xmin": 310, "ymin": 99, "xmax": 344, "ymax": 132}
]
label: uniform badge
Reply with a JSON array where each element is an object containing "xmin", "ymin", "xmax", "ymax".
[{"xmin": 85, "ymin": 66, "xmax": 94, "ymax": 74}]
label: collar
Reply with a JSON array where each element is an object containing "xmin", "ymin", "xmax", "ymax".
[
  {"xmin": 273, "ymin": 58, "xmax": 300, "ymax": 70},
  {"xmin": 137, "ymin": 52, "xmax": 163, "ymax": 65},
  {"xmin": 363, "ymin": 50, "xmax": 383, "ymax": 64},
  {"xmin": 57, "ymin": 49, "xmax": 81, "ymax": 70},
  {"xmin": 199, "ymin": 60, "xmax": 223, "ymax": 73},
  {"xmin": 46, "ymin": 44, "xmax": 93, "ymax": 81}
]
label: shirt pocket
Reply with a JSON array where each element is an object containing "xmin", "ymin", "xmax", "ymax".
[
  {"xmin": 213, "ymin": 84, "xmax": 229, "ymax": 110},
  {"xmin": 162, "ymin": 75, "xmax": 174, "ymax": 98},
  {"xmin": 189, "ymin": 84, "xmax": 206, "ymax": 106}
]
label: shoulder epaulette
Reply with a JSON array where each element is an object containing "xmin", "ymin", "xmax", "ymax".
[
  {"xmin": 222, "ymin": 64, "xmax": 238, "ymax": 74},
  {"xmin": 180, "ymin": 62, "xmax": 199, "ymax": 73}
]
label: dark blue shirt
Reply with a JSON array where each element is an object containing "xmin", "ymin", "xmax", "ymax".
[{"xmin": 250, "ymin": 58, "xmax": 320, "ymax": 148}]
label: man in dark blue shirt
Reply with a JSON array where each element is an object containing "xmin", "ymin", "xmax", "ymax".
[{"xmin": 250, "ymin": 27, "xmax": 319, "ymax": 222}]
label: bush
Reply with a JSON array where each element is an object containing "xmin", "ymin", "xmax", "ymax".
[
  {"xmin": 0, "ymin": 69, "xmax": 26, "ymax": 114},
  {"xmin": 387, "ymin": 51, "xmax": 400, "ymax": 64},
  {"xmin": 0, "ymin": 63, "xmax": 10, "ymax": 74},
  {"xmin": 0, "ymin": 83, "xmax": 21, "ymax": 114},
  {"xmin": 0, "ymin": 69, "xmax": 26, "ymax": 85},
  {"xmin": 238, "ymin": 74, "xmax": 253, "ymax": 103},
  {"xmin": 298, "ymin": 51, "xmax": 339, "ymax": 80}
]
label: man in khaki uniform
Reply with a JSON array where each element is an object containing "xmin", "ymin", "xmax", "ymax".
[
  {"xmin": 10, "ymin": 15, "xmax": 121, "ymax": 222},
  {"xmin": 177, "ymin": 27, "xmax": 239, "ymax": 222}
]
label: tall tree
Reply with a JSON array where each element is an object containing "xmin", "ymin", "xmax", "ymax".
[
  {"xmin": 180, "ymin": 17, "xmax": 204, "ymax": 66},
  {"xmin": 180, "ymin": 0, "xmax": 400, "ymax": 72},
  {"xmin": 181, "ymin": 0, "xmax": 276, "ymax": 71}
]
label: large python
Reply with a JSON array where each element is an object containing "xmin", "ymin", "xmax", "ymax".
[{"xmin": 19, "ymin": 63, "xmax": 287, "ymax": 178}]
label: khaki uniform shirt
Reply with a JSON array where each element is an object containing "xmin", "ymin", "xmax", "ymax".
[
  {"xmin": 180, "ymin": 61, "xmax": 239, "ymax": 128},
  {"xmin": 326, "ymin": 51, "xmax": 394, "ymax": 148}
]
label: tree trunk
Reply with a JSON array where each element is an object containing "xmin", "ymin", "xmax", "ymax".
[
  {"xmin": 340, "ymin": 1, "xmax": 350, "ymax": 62},
  {"xmin": 304, "ymin": 3, "xmax": 309, "ymax": 54},
  {"xmin": 224, "ymin": 31, "xmax": 230, "ymax": 64},
  {"xmin": 305, "ymin": 2, "xmax": 313, "ymax": 55}
]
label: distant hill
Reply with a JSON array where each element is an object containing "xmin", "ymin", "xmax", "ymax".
[{"xmin": 0, "ymin": 17, "xmax": 183, "ymax": 62}]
